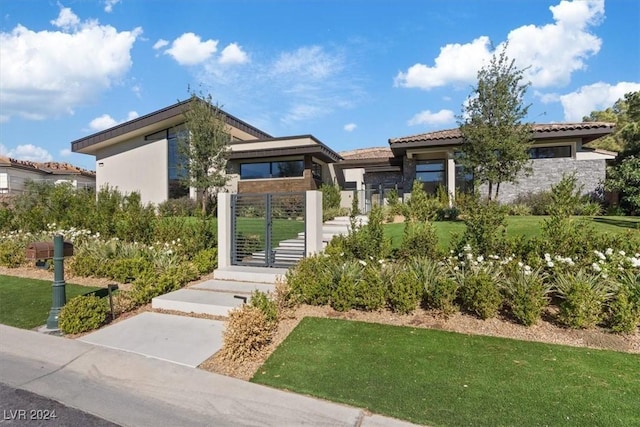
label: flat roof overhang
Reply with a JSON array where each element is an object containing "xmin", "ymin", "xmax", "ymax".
[
  {"xmin": 71, "ymin": 99, "xmax": 272, "ymax": 155},
  {"xmin": 230, "ymin": 135, "xmax": 342, "ymax": 163}
]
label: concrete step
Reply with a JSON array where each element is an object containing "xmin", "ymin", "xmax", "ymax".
[
  {"xmin": 213, "ymin": 266, "xmax": 288, "ymax": 283},
  {"xmin": 152, "ymin": 288, "xmax": 247, "ymax": 316},
  {"xmin": 278, "ymin": 238, "xmax": 305, "ymax": 248},
  {"xmin": 191, "ymin": 279, "xmax": 275, "ymax": 294}
]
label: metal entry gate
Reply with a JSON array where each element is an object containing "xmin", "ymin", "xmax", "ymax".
[{"xmin": 231, "ymin": 193, "xmax": 306, "ymax": 268}]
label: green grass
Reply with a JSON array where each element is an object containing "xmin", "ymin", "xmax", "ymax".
[
  {"xmin": 253, "ymin": 317, "xmax": 640, "ymax": 426},
  {"xmin": 0, "ymin": 275, "xmax": 101, "ymax": 329},
  {"xmin": 235, "ymin": 217, "xmax": 305, "ymax": 247},
  {"xmin": 384, "ymin": 216, "xmax": 640, "ymax": 250}
]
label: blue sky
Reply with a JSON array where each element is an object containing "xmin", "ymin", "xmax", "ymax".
[{"xmin": 1, "ymin": 0, "xmax": 638, "ymax": 171}]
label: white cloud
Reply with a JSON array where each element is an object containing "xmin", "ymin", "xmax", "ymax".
[
  {"xmin": 558, "ymin": 81, "xmax": 640, "ymax": 121},
  {"xmin": 504, "ymin": 0, "xmax": 603, "ymax": 88},
  {"xmin": 3, "ymin": 144, "xmax": 53, "ymax": 162},
  {"xmin": 272, "ymin": 46, "xmax": 343, "ymax": 80},
  {"xmin": 0, "ymin": 6, "xmax": 142, "ymax": 122},
  {"xmin": 0, "ymin": 144, "xmax": 8, "ymax": 156},
  {"xmin": 408, "ymin": 109, "xmax": 455, "ymax": 126},
  {"xmin": 89, "ymin": 111, "xmax": 139, "ymax": 131},
  {"xmin": 104, "ymin": 0, "xmax": 121, "ymax": 13},
  {"xmin": 153, "ymin": 39, "xmax": 169, "ymax": 50},
  {"xmin": 60, "ymin": 148, "xmax": 72, "ymax": 157},
  {"xmin": 165, "ymin": 32, "xmax": 218, "ymax": 65},
  {"xmin": 395, "ymin": 36, "xmax": 492, "ymax": 90},
  {"xmin": 344, "ymin": 123, "xmax": 357, "ymax": 132},
  {"xmin": 395, "ymin": 0, "xmax": 605, "ymax": 90},
  {"xmin": 50, "ymin": 6, "xmax": 80, "ymax": 31},
  {"xmin": 219, "ymin": 43, "xmax": 249, "ymax": 65}
]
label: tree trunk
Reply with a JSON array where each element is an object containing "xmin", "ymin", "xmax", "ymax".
[
  {"xmin": 487, "ymin": 182, "xmax": 493, "ymax": 201},
  {"xmin": 495, "ymin": 182, "xmax": 501, "ymax": 201},
  {"xmin": 201, "ymin": 189, "xmax": 207, "ymax": 215}
]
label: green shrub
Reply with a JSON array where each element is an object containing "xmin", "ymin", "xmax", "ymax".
[
  {"xmin": 157, "ymin": 197, "xmax": 198, "ymax": 217},
  {"xmin": 386, "ymin": 264, "xmax": 422, "ymax": 314},
  {"xmin": 503, "ymin": 267, "xmax": 550, "ymax": 326},
  {"xmin": 406, "ymin": 180, "xmax": 441, "ymax": 222},
  {"xmin": 191, "ymin": 248, "xmax": 218, "ymax": 274},
  {"xmin": 323, "ymin": 207, "xmax": 350, "ymax": 222},
  {"xmin": 128, "ymin": 264, "xmax": 197, "ymax": 306},
  {"xmin": 320, "ymin": 183, "xmax": 341, "ymax": 210},
  {"xmin": 0, "ymin": 239, "xmax": 26, "ymax": 267},
  {"xmin": 458, "ymin": 269, "xmax": 503, "ymax": 320},
  {"xmin": 396, "ymin": 221, "xmax": 439, "ymax": 260},
  {"xmin": 424, "ymin": 272, "xmax": 460, "ymax": 317},
  {"xmin": 0, "ymin": 204, "xmax": 14, "ymax": 231},
  {"xmin": 458, "ymin": 198, "xmax": 507, "ymax": 256},
  {"xmin": 608, "ymin": 271, "xmax": 640, "ymax": 333},
  {"xmin": 330, "ymin": 261, "xmax": 361, "ymax": 312},
  {"xmin": 286, "ymin": 255, "xmax": 338, "ymax": 305},
  {"xmin": 507, "ymin": 204, "xmax": 532, "ymax": 216},
  {"xmin": 236, "ymin": 233, "xmax": 262, "ymax": 256},
  {"xmin": 338, "ymin": 206, "xmax": 391, "ymax": 261},
  {"xmin": 59, "ymin": 295, "xmax": 110, "ymax": 334},
  {"xmin": 512, "ymin": 190, "xmax": 554, "ymax": 215},
  {"xmin": 69, "ymin": 254, "xmax": 104, "ymax": 278},
  {"xmin": 554, "ymin": 269, "xmax": 611, "ymax": 329},
  {"xmin": 250, "ymin": 290, "xmax": 278, "ymax": 324},
  {"xmin": 108, "ymin": 256, "xmax": 154, "ymax": 284},
  {"xmin": 355, "ymin": 265, "xmax": 387, "ymax": 311}
]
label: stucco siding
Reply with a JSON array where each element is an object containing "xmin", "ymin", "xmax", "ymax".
[{"xmin": 95, "ymin": 135, "xmax": 168, "ymax": 205}]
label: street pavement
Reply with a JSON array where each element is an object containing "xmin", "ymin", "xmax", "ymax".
[{"xmin": 0, "ymin": 324, "xmax": 422, "ymax": 427}]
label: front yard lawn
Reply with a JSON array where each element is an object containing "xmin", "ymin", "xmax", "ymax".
[
  {"xmin": 253, "ymin": 317, "xmax": 640, "ymax": 427},
  {"xmin": 0, "ymin": 275, "xmax": 101, "ymax": 329},
  {"xmin": 384, "ymin": 216, "xmax": 640, "ymax": 250}
]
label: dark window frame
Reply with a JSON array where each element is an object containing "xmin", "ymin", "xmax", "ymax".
[
  {"xmin": 528, "ymin": 145, "xmax": 572, "ymax": 159},
  {"xmin": 239, "ymin": 159, "xmax": 305, "ymax": 180}
]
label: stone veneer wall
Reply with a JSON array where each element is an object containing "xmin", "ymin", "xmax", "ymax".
[{"xmin": 478, "ymin": 158, "xmax": 607, "ymax": 204}]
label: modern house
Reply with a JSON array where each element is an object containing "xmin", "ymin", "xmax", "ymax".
[
  {"xmin": 0, "ymin": 156, "xmax": 95, "ymax": 195},
  {"xmin": 70, "ymin": 99, "xmax": 616, "ymax": 206},
  {"xmin": 70, "ymin": 99, "xmax": 342, "ymax": 205}
]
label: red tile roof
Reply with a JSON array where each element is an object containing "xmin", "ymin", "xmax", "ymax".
[
  {"xmin": 339, "ymin": 147, "xmax": 394, "ymax": 160},
  {"xmin": 0, "ymin": 156, "xmax": 95, "ymax": 177},
  {"xmin": 389, "ymin": 122, "xmax": 616, "ymax": 144}
]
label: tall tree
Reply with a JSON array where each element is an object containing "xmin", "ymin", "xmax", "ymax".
[
  {"xmin": 582, "ymin": 95, "xmax": 631, "ymax": 153},
  {"xmin": 178, "ymin": 89, "xmax": 231, "ymax": 214},
  {"xmin": 458, "ymin": 46, "xmax": 532, "ymax": 201},
  {"xmin": 604, "ymin": 91, "xmax": 640, "ymax": 214}
]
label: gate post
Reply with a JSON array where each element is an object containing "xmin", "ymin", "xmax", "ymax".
[
  {"xmin": 305, "ymin": 190, "xmax": 323, "ymax": 256},
  {"xmin": 217, "ymin": 192, "xmax": 232, "ymax": 269}
]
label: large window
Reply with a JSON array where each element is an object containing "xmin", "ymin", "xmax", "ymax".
[
  {"xmin": 528, "ymin": 145, "xmax": 571, "ymax": 159},
  {"xmin": 167, "ymin": 130, "xmax": 189, "ymax": 199},
  {"xmin": 240, "ymin": 160, "xmax": 304, "ymax": 179},
  {"xmin": 415, "ymin": 160, "xmax": 445, "ymax": 194}
]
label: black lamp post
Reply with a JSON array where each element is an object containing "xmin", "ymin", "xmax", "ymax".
[{"xmin": 46, "ymin": 235, "xmax": 67, "ymax": 330}]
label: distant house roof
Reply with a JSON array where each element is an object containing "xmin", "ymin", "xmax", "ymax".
[
  {"xmin": 340, "ymin": 147, "xmax": 394, "ymax": 160},
  {"xmin": 0, "ymin": 155, "xmax": 95, "ymax": 178},
  {"xmin": 388, "ymin": 122, "xmax": 616, "ymax": 155},
  {"xmin": 71, "ymin": 98, "xmax": 273, "ymax": 154}
]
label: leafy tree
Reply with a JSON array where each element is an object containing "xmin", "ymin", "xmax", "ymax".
[
  {"xmin": 604, "ymin": 91, "xmax": 640, "ymax": 214},
  {"xmin": 583, "ymin": 94, "xmax": 632, "ymax": 153},
  {"xmin": 178, "ymin": 88, "xmax": 231, "ymax": 214},
  {"xmin": 458, "ymin": 45, "xmax": 533, "ymax": 201}
]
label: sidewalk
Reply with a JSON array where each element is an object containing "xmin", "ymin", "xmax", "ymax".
[{"xmin": 0, "ymin": 325, "xmax": 422, "ymax": 427}]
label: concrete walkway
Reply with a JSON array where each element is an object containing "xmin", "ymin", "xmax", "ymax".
[{"xmin": 0, "ymin": 325, "xmax": 422, "ymax": 427}]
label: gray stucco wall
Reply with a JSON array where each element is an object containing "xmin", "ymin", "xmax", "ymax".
[{"xmin": 478, "ymin": 158, "xmax": 607, "ymax": 203}]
